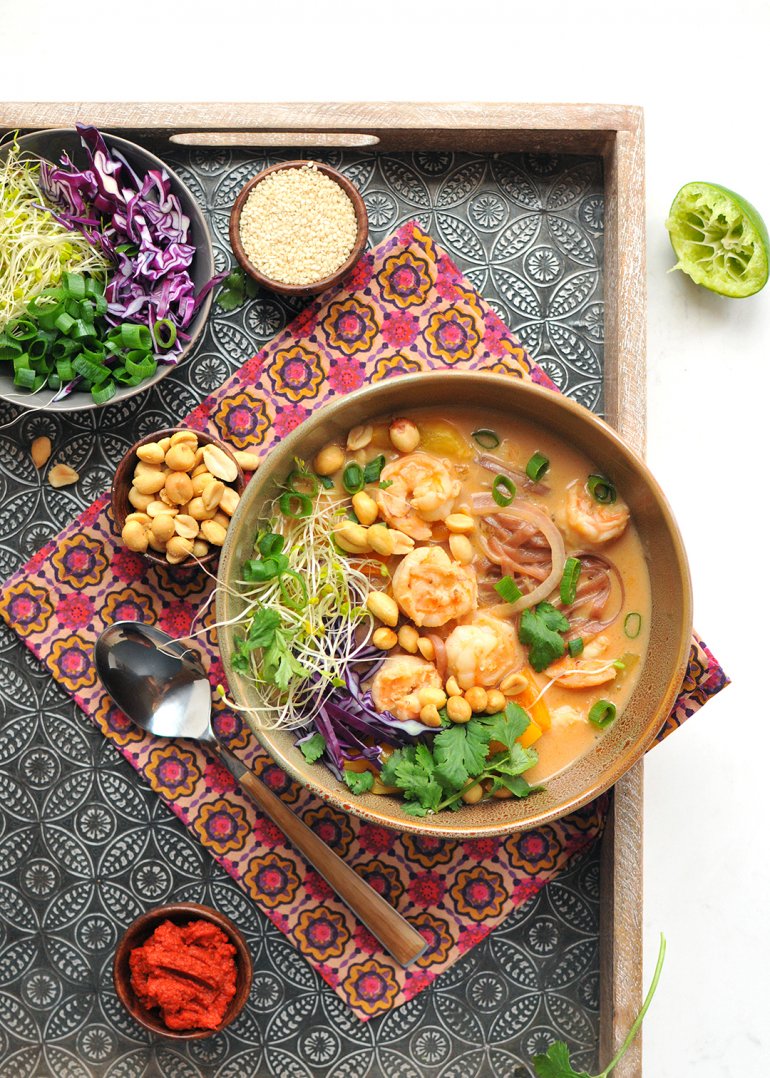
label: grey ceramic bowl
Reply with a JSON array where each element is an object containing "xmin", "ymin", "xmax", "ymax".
[
  {"xmin": 216, "ymin": 372, "xmax": 693, "ymax": 837},
  {"xmin": 0, "ymin": 128, "xmax": 214, "ymax": 412}
]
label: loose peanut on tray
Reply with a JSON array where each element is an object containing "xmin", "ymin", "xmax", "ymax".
[
  {"xmin": 120, "ymin": 431, "xmax": 241, "ymax": 564},
  {"xmin": 31, "ymin": 436, "xmax": 52, "ymax": 469},
  {"xmin": 48, "ymin": 463, "xmax": 79, "ymax": 488}
]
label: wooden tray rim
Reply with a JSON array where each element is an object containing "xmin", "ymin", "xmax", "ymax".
[{"xmin": 0, "ymin": 101, "xmax": 646, "ymax": 1077}]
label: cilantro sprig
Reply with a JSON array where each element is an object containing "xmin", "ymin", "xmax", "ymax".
[
  {"xmin": 231, "ymin": 606, "xmax": 309, "ymax": 691},
  {"xmin": 532, "ymin": 934, "xmax": 666, "ymax": 1077},
  {"xmin": 216, "ymin": 268, "xmax": 258, "ymax": 311},
  {"xmin": 519, "ymin": 601, "xmax": 570, "ymax": 671},
  {"xmin": 380, "ymin": 702, "xmax": 541, "ymax": 815}
]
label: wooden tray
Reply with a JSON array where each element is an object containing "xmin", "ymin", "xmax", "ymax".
[{"xmin": 0, "ymin": 101, "xmax": 646, "ymax": 1076}]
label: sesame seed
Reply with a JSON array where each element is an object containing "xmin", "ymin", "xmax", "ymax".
[{"xmin": 239, "ymin": 164, "xmax": 359, "ymax": 286}]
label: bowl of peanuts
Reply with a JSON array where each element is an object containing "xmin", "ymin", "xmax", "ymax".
[
  {"xmin": 229, "ymin": 160, "xmax": 368, "ymax": 296},
  {"xmin": 112, "ymin": 428, "xmax": 255, "ymax": 567}
]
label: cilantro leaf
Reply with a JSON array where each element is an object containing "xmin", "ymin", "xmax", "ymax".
[
  {"xmin": 477, "ymin": 701, "xmax": 531, "ymax": 752},
  {"xmin": 519, "ymin": 601, "xmax": 570, "ymax": 671},
  {"xmin": 379, "ymin": 745, "xmax": 443, "ymax": 811},
  {"xmin": 433, "ymin": 721, "xmax": 491, "ymax": 790},
  {"xmin": 262, "ymin": 633, "xmax": 308, "ymax": 691},
  {"xmin": 343, "ymin": 769, "xmax": 374, "ymax": 794},
  {"xmin": 299, "ymin": 733, "xmax": 326, "ymax": 764},
  {"xmin": 215, "ymin": 269, "xmax": 258, "ymax": 311},
  {"xmin": 532, "ymin": 1041, "xmax": 591, "ymax": 1078},
  {"xmin": 247, "ymin": 607, "xmax": 281, "ymax": 647}
]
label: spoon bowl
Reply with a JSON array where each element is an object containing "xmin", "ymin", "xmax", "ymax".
[{"xmin": 94, "ymin": 621, "xmax": 426, "ymax": 967}]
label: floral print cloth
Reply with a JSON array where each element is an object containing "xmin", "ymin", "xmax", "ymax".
[{"xmin": 0, "ymin": 222, "xmax": 728, "ymax": 1021}]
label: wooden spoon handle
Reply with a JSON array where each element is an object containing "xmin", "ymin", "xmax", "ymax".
[{"xmin": 216, "ymin": 744, "xmax": 426, "ymax": 968}]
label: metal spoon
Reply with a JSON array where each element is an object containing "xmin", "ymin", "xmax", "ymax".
[{"xmin": 94, "ymin": 621, "xmax": 426, "ymax": 967}]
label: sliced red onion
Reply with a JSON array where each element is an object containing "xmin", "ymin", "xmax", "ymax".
[{"xmin": 475, "ymin": 453, "xmax": 550, "ymax": 494}]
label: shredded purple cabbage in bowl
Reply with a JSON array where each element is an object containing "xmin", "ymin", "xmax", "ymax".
[{"xmin": 1, "ymin": 125, "xmax": 218, "ymax": 412}]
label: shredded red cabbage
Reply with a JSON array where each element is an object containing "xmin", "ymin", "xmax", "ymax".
[
  {"xmin": 39, "ymin": 124, "xmax": 216, "ymax": 359},
  {"xmin": 293, "ymin": 648, "xmax": 436, "ymax": 779}
]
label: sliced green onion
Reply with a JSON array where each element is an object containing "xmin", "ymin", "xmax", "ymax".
[
  {"xmin": 258, "ymin": 532, "xmax": 285, "ymax": 558},
  {"xmin": 279, "ymin": 491, "xmax": 313, "ymax": 518},
  {"xmin": 243, "ymin": 554, "xmax": 289, "ymax": 582},
  {"xmin": 91, "ymin": 381, "xmax": 117, "ymax": 405},
  {"xmin": 63, "ymin": 272, "xmax": 87, "ymax": 300},
  {"xmin": 153, "ymin": 318, "xmax": 177, "ymax": 350},
  {"xmin": 7, "ymin": 318, "xmax": 37, "ymax": 341},
  {"xmin": 317, "ymin": 474, "xmax": 335, "ymax": 490},
  {"xmin": 624, "ymin": 612, "xmax": 642, "ymax": 639},
  {"xmin": 568, "ymin": 637, "xmax": 584, "ymax": 658},
  {"xmin": 0, "ymin": 334, "xmax": 23, "ymax": 361},
  {"xmin": 363, "ymin": 455, "xmax": 386, "ymax": 484},
  {"xmin": 494, "ymin": 575, "xmax": 523, "ymax": 603},
  {"xmin": 492, "ymin": 474, "xmax": 516, "ymax": 506},
  {"xmin": 287, "ymin": 469, "xmax": 319, "ymax": 497},
  {"xmin": 13, "ymin": 366, "xmax": 36, "ymax": 389},
  {"xmin": 472, "ymin": 428, "xmax": 500, "ymax": 450},
  {"xmin": 342, "ymin": 462, "xmax": 365, "ymax": 494},
  {"xmin": 560, "ymin": 557, "xmax": 581, "ymax": 605},
  {"xmin": 279, "ymin": 570, "xmax": 308, "ymax": 612},
  {"xmin": 117, "ymin": 323, "xmax": 153, "ymax": 351},
  {"xmin": 26, "ymin": 338, "xmax": 48, "ymax": 363},
  {"xmin": 587, "ymin": 474, "xmax": 617, "ymax": 505},
  {"xmin": 525, "ymin": 451, "xmax": 549, "ymax": 482},
  {"xmin": 588, "ymin": 699, "xmax": 617, "ymax": 728}
]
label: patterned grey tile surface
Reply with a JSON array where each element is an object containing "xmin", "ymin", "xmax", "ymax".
[{"xmin": 0, "ymin": 147, "xmax": 604, "ymax": 1077}]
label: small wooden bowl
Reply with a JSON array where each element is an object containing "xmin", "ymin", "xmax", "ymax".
[
  {"xmin": 113, "ymin": 902, "xmax": 253, "ymax": 1039},
  {"xmin": 229, "ymin": 159, "xmax": 369, "ymax": 296},
  {"xmin": 112, "ymin": 428, "xmax": 245, "ymax": 568}
]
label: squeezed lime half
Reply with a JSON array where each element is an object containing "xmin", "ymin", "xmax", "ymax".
[{"xmin": 666, "ymin": 181, "xmax": 769, "ymax": 297}]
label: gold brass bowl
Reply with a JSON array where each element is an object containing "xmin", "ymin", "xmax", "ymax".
[{"xmin": 216, "ymin": 372, "xmax": 692, "ymax": 836}]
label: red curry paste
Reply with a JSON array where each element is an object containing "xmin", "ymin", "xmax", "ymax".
[{"xmin": 129, "ymin": 919, "xmax": 237, "ymax": 1030}]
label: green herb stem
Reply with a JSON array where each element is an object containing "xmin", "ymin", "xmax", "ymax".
[{"xmin": 600, "ymin": 934, "xmax": 666, "ymax": 1078}]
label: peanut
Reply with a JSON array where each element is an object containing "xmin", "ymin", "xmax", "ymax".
[
  {"xmin": 445, "ymin": 513, "xmax": 475, "ymax": 534},
  {"xmin": 192, "ymin": 539, "xmax": 210, "ymax": 559},
  {"xmin": 366, "ymin": 591, "xmax": 399, "ymax": 627},
  {"xmin": 485, "ymin": 690, "xmax": 507, "ymax": 714},
  {"xmin": 128, "ymin": 486, "xmax": 153, "ymax": 511},
  {"xmin": 352, "ymin": 490, "xmax": 378, "ymax": 526},
  {"xmin": 200, "ymin": 519, "xmax": 228, "ymax": 546},
  {"xmin": 417, "ymin": 686, "xmax": 447, "ymax": 709},
  {"xmin": 187, "ymin": 496, "xmax": 217, "ymax": 522},
  {"xmin": 170, "ymin": 430, "xmax": 198, "ymax": 447},
  {"xmin": 150, "ymin": 515, "xmax": 177, "ymax": 544},
  {"xmin": 464, "ymin": 686, "xmax": 488, "ymax": 714},
  {"xmin": 165, "ymin": 443, "xmax": 196, "ymax": 472},
  {"xmin": 449, "ymin": 533, "xmax": 474, "ymax": 564},
  {"xmin": 446, "ymin": 695, "xmax": 472, "ymax": 723},
  {"xmin": 445, "ymin": 676, "xmax": 463, "ymax": 697},
  {"xmin": 367, "ymin": 524, "xmax": 396, "ymax": 556},
  {"xmin": 132, "ymin": 469, "xmax": 167, "ymax": 496},
  {"xmin": 417, "ymin": 637, "xmax": 435, "ymax": 661},
  {"xmin": 390, "ymin": 530, "xmax": 415, "ymax": 555},
  {"xmin": 121, "ymin": 520, "xmax": 149, "ymax": 552},
  {"xmin": 201, "ymin": 480, "xmax": 225, "ymax": 512},
  {"xmin": 191, "ymin": 471, "xmax": 216, "ymax": 496},
  {"xmin": 335, "ymin": 522, "xmax": 371, "ymax": 554},
  {"xmin": 218, "ymin": 487, "xmax": 240, "ymax": 516},
  {"xmin": 174, "ymin": 515, "xmax": 199, "ymax": 540},
  {"xmin": 346, "ymin": 424, "xmax": 373, "ymax": 452},
  {"xmin": 136, "ymin": 442, "xmax": 165, "ymax": 465},
  {"xmin": 166, "ymin": 535, "xmax": 194, "ymax": 561},
  {"xmin": 500, "ymin": 671, "xmax": 528, "ymax": 696},
  {"xmin": 419, "ymin": 704, "xmax": 443, "ymax": 728},
  {"xmin": 397, "ymin": 624, "xmax": 419, "ymax": 654},
  {"xmin": 372, "ymin": 627, "xmax": 398, "ymax": 650},
  {"xmin": 31, "ymin": 436, "xmax": 52, "ymax": 469},
  {"xmin": 146, "ymin": 500, "xmax": 177, "ymax": 518},
  {"xmin": 234, "ymin": 450, "xmax": 259, "ymax": 471},
  {"xmin": 202, "ymin": 444, "xmax": 238, "ymax": 483},
  {"xmin": 164, "ymin": 471, "xmax": 194, "ymax": 506},
  {"xmin": 48, "ymin": 463, "xmax": 79, "ymax": 488},
  {"xmin": 389, "ymin": 418, "xmax": 420, "ymax": 454},
  {"xmin": 313, "ymin": 443, "xmax": 345, "ymax": 476}
]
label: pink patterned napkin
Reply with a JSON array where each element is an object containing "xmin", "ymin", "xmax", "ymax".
[{"xmin": 0, "ymin": 222, "xmax": 728, "ymax": 1020}]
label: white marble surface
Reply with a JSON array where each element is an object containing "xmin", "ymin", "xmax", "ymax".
[{"xmin": 2, "ymin": 2, "xmax": 768, "ymax": 1074}]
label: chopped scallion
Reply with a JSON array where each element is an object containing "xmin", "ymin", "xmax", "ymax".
[
  {"xmin": 492, "ymin": 474, "xmax": 516, "ymax": 506},
  {"xmin": 568, "ymin": 637, "xmax": 584, "ymax": 658},
  {"xmin": 587, "ymin": 474, "xmax": 617, "ymax": 505},
  {"xmin": 472, "ymin": 428, "xmax": 500, "ymax": 450},
  {"xmin": 363, "ymin": 455, "xmax": 386, "ymax": 484},
  {"xmin": 526, "ymin": 451, "xmax": 549, "ymax": 482},
  {"xmin": 342, "ymin": 462, "xmax": 365, "ymax": 494},
  {"xmin": 588, "ymin": 699, "xmax": 617, "ymax": 728},
  {"xmin": 279, "ymin": 491, "xmax": 313, "ymax": 518},
  {"xmin": 494, "ymin": 575, "xmax": 523, "ymax": 603},
  {"xmin": 560, "ymin": 557, "xmax": 581, "ymax": 605},
  {"xmin": 624, "ymin": 612, "xmax": 642, "ymax": 639}
]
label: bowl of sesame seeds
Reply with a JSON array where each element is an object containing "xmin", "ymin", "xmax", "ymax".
[{"xmin": 229, "ymin": 160, "xmax": 369, "ymax": 296}]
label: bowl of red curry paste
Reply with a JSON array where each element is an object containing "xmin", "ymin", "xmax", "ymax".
[{"xmin": 113, "ymin": 903, "xmax": 253, "ymax": 1038}]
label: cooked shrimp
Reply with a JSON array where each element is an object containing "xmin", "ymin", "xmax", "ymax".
[
  {"xmin": 370, "ymin": 654, "xmax": 443, "ymax": 722},
  {"xmin": 392, "ymin": 546, "xmax": 477, "ymax": 628},
  {"xmin": 445, "ymin": 612, "xmax": 524, "ymax": 690},
  {"xmin": 376, "ymin": 452, "xmax": 461, "ymax": 540},
  {"xmin": 545, "ymin": 634, "xmax": 618, "ymax": 688},
  {"xmin": 565, "ymin": 480, "xmax": 630, "ymax": 544}
]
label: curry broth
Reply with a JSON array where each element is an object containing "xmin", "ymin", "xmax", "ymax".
[{"xmin": 351, "ymin": 406, "xmax": 652, "ymax": 785}]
